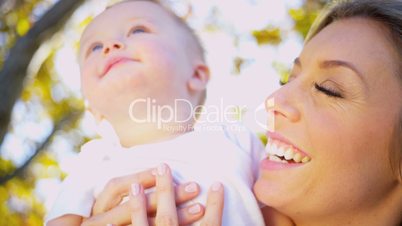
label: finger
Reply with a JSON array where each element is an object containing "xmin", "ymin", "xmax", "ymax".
[
  {"xmin": 177, "ymin": 203, "xmax": 205, "ymax": 225},
  {"xmin": 92, "ymin": 168, "xmax": 156, "ymax": 215},
  {"xmin": 201, "ymin": 182, "xmax": 224, "ymax": 226},
  {"xmin": 129, "ymin": 183, "xmax": 149, "ymax": 226},
  {"xmin": 154, "ymin": 163, "xmax": 179, "ymax": 226},
  {"xmin": 84, "ymin": 182, "xmax": 201, "ymax": 225},
  {"xmin": 147, "ymin": 203, "xmax": 204, "ymax": 226},
  {"xmin": 82, "ymin": 203, "xmax": 133, "ymax": 226},
  {"xmin": 146, "ymin": 181, "xmax": 200, "ymax": 212}
]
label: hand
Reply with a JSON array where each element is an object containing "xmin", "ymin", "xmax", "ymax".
[
  {"xmin": 129, "ymin": 164, "xmax": 225, "ymax": 226},
  {"xmin": 81, "ymin": 166, "xmax": 202, "ymax": 226}
]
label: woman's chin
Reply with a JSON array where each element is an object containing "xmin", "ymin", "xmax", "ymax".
[
  {"xmin": 253, "ymin": 179, "xmax": 291, "ymax": 208},
  {"xmin": 254, "ymin": 172, "xmax": 311, "ymax": 212}
]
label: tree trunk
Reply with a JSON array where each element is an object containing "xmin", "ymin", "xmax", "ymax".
[{"xmin": 0, "ymin": 0, "xmax": 85, "ymax": 149}]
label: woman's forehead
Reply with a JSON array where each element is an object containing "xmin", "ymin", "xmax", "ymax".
[{"xmin": 302, "ymin": 17, "xmax": 399, "ymax": 79}]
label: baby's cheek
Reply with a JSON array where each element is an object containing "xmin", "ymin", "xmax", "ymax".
[
  {"xmin": 144, "ymin": 42, "xmax": 177, "ymax": 65},
  {"xmin": 80, "ymin": 67, "xmax": 97, "ymax": 94}
]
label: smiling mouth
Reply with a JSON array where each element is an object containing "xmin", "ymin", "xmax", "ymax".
[{"xmin": 265, "ymin": 139, "xmax": 311, "ymax": 164}]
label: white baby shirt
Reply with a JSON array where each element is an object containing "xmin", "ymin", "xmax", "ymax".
[{"xmin": 46, "ymin": 122, "xmax": 265, "ymax": 225}]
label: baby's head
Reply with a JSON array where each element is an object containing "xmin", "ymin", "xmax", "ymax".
[{"xmin": 78, "ymin": 0, "xmax": 209, "ymax": 127}]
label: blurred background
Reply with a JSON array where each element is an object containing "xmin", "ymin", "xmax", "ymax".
[{"xmin": 0, "ymin": 0, "xmax": 327, "ymax": 225}]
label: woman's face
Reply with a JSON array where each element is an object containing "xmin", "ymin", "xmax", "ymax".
[{"xmin": 254, "ymin": 17, "xmax": 402, "ymax": 218}]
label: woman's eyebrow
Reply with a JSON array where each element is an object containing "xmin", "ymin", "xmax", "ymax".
[
  {"xmin": 294, "ymin": 57, "xmax": 368, "ymax": 88},
  {"xmin": 319, "ymin": 60, "xmax": 366, "ymax": 85}
]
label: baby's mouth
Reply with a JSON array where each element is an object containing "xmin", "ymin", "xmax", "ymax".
[
  {"xmin": 104, "ymin": 59, "xmax": 130, "ymax": 76},
  {"xmin": 101, "ymin": 57, "xmax": 137, "ymax": 77},
  {"xmin": 265, "ymin": 140, "xmax": 311, "ymax": 164}
]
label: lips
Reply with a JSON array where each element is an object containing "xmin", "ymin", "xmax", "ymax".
[{"xmin": 101, "ymin": 56, "xmax": 135, "ymax": 77}]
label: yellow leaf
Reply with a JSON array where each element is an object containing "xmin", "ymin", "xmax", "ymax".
[
  {"xmin": 79, "ymin": 16, "xmax": 93, "ymax": 29},
  {"xmin": 16, "ymin": 19, "xmax": 30, "ymax": 36},
  {"xmin": 252, "ymin": 27, "xmax": 282, "ymax": 46},
  {"xmin": 289, "ymin": 8, "xmax": 305, "ymax": 21},
  {"xmin": 272, "ymin": 62, "xmax": 290, "ymax": 85}
]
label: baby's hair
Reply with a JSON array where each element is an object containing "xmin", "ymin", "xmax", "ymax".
[
  {"xmin": 107, "ymin": 0, "xmax": 205, "ymax": 62},
  {"xmin": 107, "ymin": 0, "xmax": 207, "ymax": 106}
]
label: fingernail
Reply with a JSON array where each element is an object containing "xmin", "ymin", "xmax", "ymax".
[
  {"xmin": 106, "ymin": 224, "xmax": 115, "ymax": 226},
  {"xmin": 131, "ymin": 183, "xmax": 140, "ymax": 196},
  {"xmin": 184, "ymin": 182, "xmax": 197, "ymax": 193},
  {"xmin": 157, "ymin": 163, "xmax": 166, "ymax": 176},
  {"xmin": 211, "ymin": 182, "xmax": 222, "ymax": 191},
  {"xmin": 151, "ymin": 169, "xmax": 157, "ymax": 176},
  {"xmin": 188, "ymin": 204, "xmax": 201, "ymax": 214}
]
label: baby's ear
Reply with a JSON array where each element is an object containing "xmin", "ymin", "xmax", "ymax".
[{"xmin": 188, "ymin": 63, "xmax": 210, "ymax": 92}]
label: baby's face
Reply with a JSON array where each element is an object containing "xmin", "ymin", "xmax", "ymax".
[{"xmin": 78, "ymin": 1, "xmax": 194, "ymax": 120}]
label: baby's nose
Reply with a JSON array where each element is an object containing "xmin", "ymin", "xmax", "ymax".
[{"xmin": 103, "ymin": 41, "xmax": 124, "ymax": 55}]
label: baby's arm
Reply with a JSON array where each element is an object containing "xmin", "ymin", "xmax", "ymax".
[{"xmin": 46, "ymin": 214, "xmax": 83, "ymax": 226}]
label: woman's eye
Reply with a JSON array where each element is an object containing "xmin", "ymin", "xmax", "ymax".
[
  {"xmin": 314, "ymin": 83, "xmax": 343, "ymax": 98},
  {"xmin": 91, "ymin": 43, "xmax": 103, "ymax": 52}
]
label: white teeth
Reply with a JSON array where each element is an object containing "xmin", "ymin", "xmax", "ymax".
[
  {"xmin": 270, "ymin": 143, "xmax": 277, "ymax": 154},
  {"xmin": 301, "ymin": 156, "xmax": 311, "ymax": 163},
  {"xmin": 275, "ymin": 145, "xmax": 285, "ymax": 157},
  {"xmin": 267, "ymin": 144, "xmax": 272, "ymax": 154},
  {"xmin": 266, "ymin": 142, "xmax": 274, "ymax": 155},
  {"xmin": 269, "ymin": 155, "xmax": 282, "ymax": 162},
  {"xmin": 284, "ymin": 148, "xmax": 294, "ymax": 160},
  {"xmin": 293, "ymin": 152, "xmax": 302, "ymax": 163},
  {"xmin": 266, "ymin": 140, "xmax": 311, "ymax": 164}
]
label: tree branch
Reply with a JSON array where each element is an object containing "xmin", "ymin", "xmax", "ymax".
[
  {"xmin": 0, "ymin": 110, "xmax": 83, "ymax": 185},
  {"xmin": 0, "ymin": 0, "xmax": 85, "ymax": 148}
]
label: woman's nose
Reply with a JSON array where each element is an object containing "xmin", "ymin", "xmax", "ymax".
[
  {"xmin": 103, "ymin": 40, "xmax": 125, "ymax": 55},
  {"xmin": 265, "ymin": 86, "xmax": 301, "ymax": 124}
]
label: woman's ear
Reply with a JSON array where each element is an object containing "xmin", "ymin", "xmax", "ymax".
[{"xmin": 188, "ymin": 63, "xmax": 210, "ymax": 92}]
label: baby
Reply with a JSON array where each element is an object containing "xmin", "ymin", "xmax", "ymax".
[{"xmin": 46, "ymin": 0, "xmax": 265, "ymax": 225}]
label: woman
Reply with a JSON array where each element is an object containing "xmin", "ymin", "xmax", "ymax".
[
  {"xmin": 254, "ymin": 0, "xmax": 402, "ymax": 225},
  {"xmin": 81, "ymin": 0, "xmax": 402, "ymax": 225}
]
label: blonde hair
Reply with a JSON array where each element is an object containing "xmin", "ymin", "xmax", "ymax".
[{"xmin": 306, "ymin": 0, "xmax": 402, "ymax": 81}]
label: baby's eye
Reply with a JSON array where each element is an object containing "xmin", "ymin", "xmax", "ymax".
[
  {"xmin": 91, "ymin": 43, "xmax": 103, "ymax": 52},
  {"xmin": 129, "ymin": 26, "xmax": 148, "ymax": 35}
]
